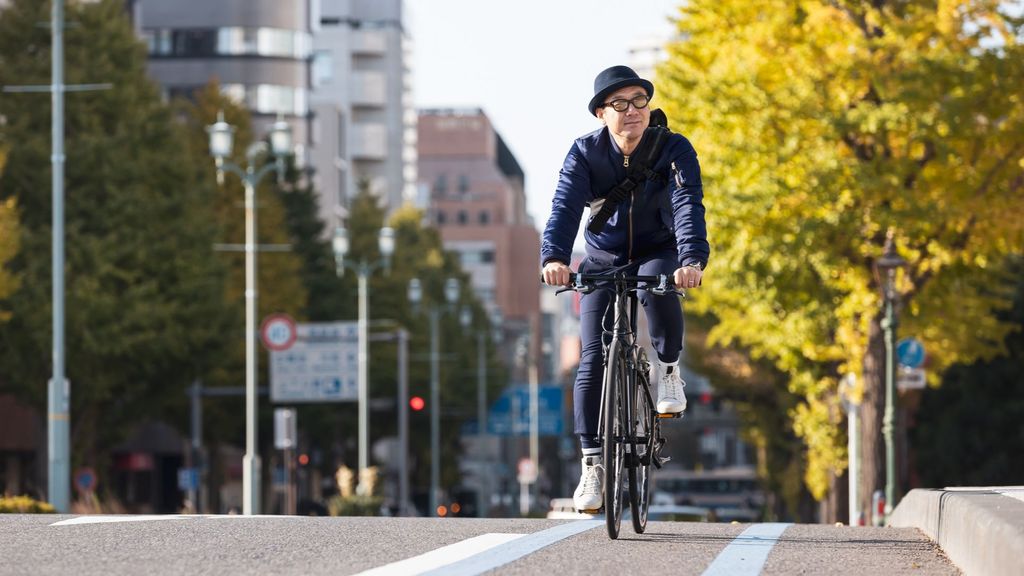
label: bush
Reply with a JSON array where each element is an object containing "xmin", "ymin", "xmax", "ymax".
[
  {"xmin": 0, "ymin": 495, "xmax": 56, "ymax": 514},
  {"xmin": 327, "ymin": 494, "xmax": 384, "ymax": 517}
]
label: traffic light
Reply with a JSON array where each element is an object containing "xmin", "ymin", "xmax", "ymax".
[{"xmin": 410, "ymin": 396, "xmax": 425, "ymax": 411}]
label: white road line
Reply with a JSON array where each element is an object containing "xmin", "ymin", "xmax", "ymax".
[
  {"xmin": 353, "ymin": 533, "xmax": 526, "ymax": 576},
  {"xmin": 50, "ymin": 514, "xmax": 293, "ymax": 526},
  {"xmin": 701, "ymin": 523, "xmax": 792, "ymax": 576},
  {"xmin": 51, "ymin": 515, "xmax": 193, "ymax": 526},
  {"xmin": 420, "ymin": 519, "xmax": 604, "ymax": 576}
]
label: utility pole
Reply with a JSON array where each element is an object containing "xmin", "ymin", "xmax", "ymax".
[{"xmin": 2, "ymin": 1, "xmax": 110, "ymax": 512}]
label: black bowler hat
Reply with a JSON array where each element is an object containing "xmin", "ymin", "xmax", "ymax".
[{"xmin": 588, "ymin": 65, "xmax": 654, "ymax": 116}]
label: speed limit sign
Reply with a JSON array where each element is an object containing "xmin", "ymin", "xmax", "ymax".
[{"xmin": 260, "ymin": 314, "xmax": 297, "ymax": 351}]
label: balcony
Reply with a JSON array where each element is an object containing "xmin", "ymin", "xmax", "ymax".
[
  {"xmin": 351, "ymin": 122, "xmax": 387, "ymax": 160},
  {"xmin": 351, "ymin": 29, "xmax": 387, "ymax": 55},
  {"xmin": 351, "ymin": 71, "xmax": 386, "ymax": 107}
]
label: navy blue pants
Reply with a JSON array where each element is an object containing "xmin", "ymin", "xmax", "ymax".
[{"xmin": 575, "ymin": 253, "xmax": 683, "ymax": 449}]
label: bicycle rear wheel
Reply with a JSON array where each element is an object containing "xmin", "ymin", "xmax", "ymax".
[
  {"xmin": 628, "ymin": 349, "xmax": 655, "ymax": 534},
  {"xmin": 602, "ymin": 340, "xmax": 626, "ymax": 539}
]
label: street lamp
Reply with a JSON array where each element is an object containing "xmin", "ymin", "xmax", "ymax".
[
  {"xmin": 206, "ymin": 111, "xmax": 293, "ymax": 515},
  {"xmin": 874, "ymin": 228, "xmax": 906, "ymax": 522},
  {"xmin": 460, "ymin": 306, "xmax": 492, "ymax": 517},
  {"xmin": 332, "ymin": 224, "xmax": 395, "ymax": 491},
  {"xmin": 408, "ymin": 276, "xmax": 460, "ymax": 516}
]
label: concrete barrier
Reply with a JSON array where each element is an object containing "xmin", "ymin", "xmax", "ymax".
[{"xmin": 890, "ymin": 487, "xmax": 1024, "ymax": 576}]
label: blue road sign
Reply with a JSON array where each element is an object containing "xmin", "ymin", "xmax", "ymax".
[
  {"xmin": 897, "ymin": 338, "xmax": 926, "ymax": 368},
  {"xmin": 487, "ymin": 385, "xmax": 563, "ymax": 437},
  {"xmin": 74, "ymin": 467, "xmax": 96, "ymax": 493},
  {"xmin": 177, "ymin": 468, "xmax": 199, "ymax": 491}
]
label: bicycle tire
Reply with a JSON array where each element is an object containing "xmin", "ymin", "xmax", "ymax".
[
  {"xmin": 602, "ymin": 339, "xmax": 626, "ymax": 539},
  {"xmin": 628, "ymin": 348, "xmax": 654, "ymax": 534}
]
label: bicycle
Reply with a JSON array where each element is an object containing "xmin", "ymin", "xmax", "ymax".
[{"xmin": 553, "ymin": 270, "xmax": 684, "ymax": 539}]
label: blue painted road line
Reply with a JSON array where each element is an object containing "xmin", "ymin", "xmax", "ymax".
[
  {"xmin": 701, "ymin": 523, "xmax": 792, "ymax": 576},
  {"xmin": 420, "ymin": 519, "xmax": 604, "ymax": 576}
]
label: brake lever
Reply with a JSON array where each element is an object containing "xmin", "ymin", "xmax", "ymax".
[{"xmin": 555, "ymin": 287, "xmax": 574, "ymax": 295}]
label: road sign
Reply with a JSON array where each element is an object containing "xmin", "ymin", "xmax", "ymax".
[
  {"xmin": 261, "ymin": 314, "xmax": 298, "ymax": 352},
  {"xmin": 274, "ymin": 408, "xmax": 297, "ymax": 449},
  {"xmin": 270, "ymin": 322, "xmax": 358, "ymax": 403},
  {"xmin": 897, "ymin": 366, "xmax": 927, "ymax": 390},
  {"xmin": 488, "ymin": 385, "xmax": 563, "ymax": 437},
  {"xmin": 897, "ymin": 337, "xmax": 926, "ymax": 369},
  {"xmin": 73, "ymin": 467, "xmax": 96, "ymax": 494},
  {"xmin": 177, "ymin": 468, "xmax": 199, "ymax": 491},
  {"xmin": 517, "ymin": 458, "xmax": 537, "ymax": 484}
]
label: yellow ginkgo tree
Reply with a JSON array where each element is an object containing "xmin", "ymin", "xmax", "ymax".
[{"xmin": 658, "ymin": 0, "xmax": 1024, "ymax": 519}]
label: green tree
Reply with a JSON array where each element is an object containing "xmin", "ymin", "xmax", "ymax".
[
  {"xmin": 0, "ymin": 0, "xmax": 231, "ymax": 470},
  {"xmin": 659, "ymin": 0, "xmax": 1024, "ymax": 518},
  {"xmin": 0, "ymin": 151, "xmax": 20, "ymax": 320}
]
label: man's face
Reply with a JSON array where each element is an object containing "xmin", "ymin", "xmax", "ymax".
[{"xmin": 596, "ymin": 85, "xmax": 650, "ymax": 142}]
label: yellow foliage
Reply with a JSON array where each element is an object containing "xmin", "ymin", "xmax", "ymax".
[
  {"xmin": 0, "ymin": 495, "xmax": 55, "ymax": 514},
  {"xmin": 661, "ymin": 0, "xmax": 1024, "ymax": 503}
]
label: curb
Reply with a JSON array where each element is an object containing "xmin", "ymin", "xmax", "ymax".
[{"xmin": 890, "ymin": 487, "xmax": 1024, "ymax": 576}]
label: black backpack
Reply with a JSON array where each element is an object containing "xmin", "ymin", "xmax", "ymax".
[{"xmin": 586, "ymin": 108, "xmax": 672, "ymax": 234}]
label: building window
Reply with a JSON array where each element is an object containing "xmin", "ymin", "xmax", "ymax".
[
  {"xmin": 312, "ymin": 50, "xmax": 334, "ymax": 87},
  {"xmin": 478, "ymin": 211, "xmax": 490, "ymax": 225},
  {"xmin": 480, "ymin": 250, "xmax": 495, "ymax": 263},
  {"xmin": 457, "ymin": 210, "xmax": 468, "ymax": 225},
  {"xmin": 433, "ymin": 174, "xmax": 447, "ymax": 195},
  {"xmin": 143, "ymin": 27, "xmax": 312, "ymax": 59},
  {"xmin": 458, "ymin": 174, "xmax": 470, "ymax": 193},
  {"xmin": 436, "ymin": 211, "xmax": 446, "ymax": 225},
  {"xmin": 220, "ymin": 84, "xmax": 309, "ymax": 116}
]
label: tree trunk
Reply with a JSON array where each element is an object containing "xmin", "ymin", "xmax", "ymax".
[{"xmin": 860, "ymin": 314, "xmax": 886, "ymax": 523}]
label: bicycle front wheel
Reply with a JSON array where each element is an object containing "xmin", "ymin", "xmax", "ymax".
[
  {"xmin": 628, "ymin": 349, "xmax": 655, "ymax": 534},
  {"xmin": 602, "ymin": 339, "xmax": 626, "ymax": 539}
]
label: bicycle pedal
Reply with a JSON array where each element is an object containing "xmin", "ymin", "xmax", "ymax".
[
  {"xmin": 579, "ymin": 508, "xmax": 601, "ymax": 514},
  {"xmin": 657, "ymin": 411, "xmax": 684, "ymax": 419}
]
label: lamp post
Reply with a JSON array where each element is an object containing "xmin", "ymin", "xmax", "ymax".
[
  {"xmin": 207, "ymin": 112, "xmax": 293, "ymax": 515},
  {"xmin": 332, "ymin": 225, "xmax": 395, "ymax": 489},
  {"xmin": 874, "ymin": 229, "xmax": 906, "ymax": 522},
  {"xmin": 460, "ymin": 307, "xmax": 491, "ymax": 517},
  {"xmin": 408, "ymin": 277, "xmax": 460, "ymax": 516}
]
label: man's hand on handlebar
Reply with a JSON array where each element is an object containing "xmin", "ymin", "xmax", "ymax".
[
  {"xmin": 674, "ymin": 264, "xmax": 703, "ymax": 290},
  {"xmin": 542, "ymin": 261, "xmax": 572, "ymax": 287}
]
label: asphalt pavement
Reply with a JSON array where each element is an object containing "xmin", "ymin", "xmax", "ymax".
[{"xmin": 0, "ymin": 514, "xmax": 958, "ymax": 576}]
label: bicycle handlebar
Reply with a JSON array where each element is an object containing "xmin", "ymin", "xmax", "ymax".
[{"xmin": 540, "ymin": 272, "xmax": 683, "ymax": 297}]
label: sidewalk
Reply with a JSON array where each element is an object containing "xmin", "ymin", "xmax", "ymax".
[{"xmin": 890, "ymin": 487, "xmax": 1024, "ymax": 576}]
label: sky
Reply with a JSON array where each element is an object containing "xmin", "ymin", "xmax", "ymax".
[{"xmin": 409, "ymin": 0, "xmax": 682, "ymax": 249}]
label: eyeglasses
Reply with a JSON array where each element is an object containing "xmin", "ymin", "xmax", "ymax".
[{"xmin": 602, "ymin": 94, "xmax": 650, "ymax": 112}]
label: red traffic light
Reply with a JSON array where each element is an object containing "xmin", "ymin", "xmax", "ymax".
[{"xmin": 410, "ymin": 396, "xmax": 425, "ymax": 411}]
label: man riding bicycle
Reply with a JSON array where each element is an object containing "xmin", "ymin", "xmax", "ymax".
[{"xmin": 540, "ymin": 65, "xmax": 709, "ymax": 512}]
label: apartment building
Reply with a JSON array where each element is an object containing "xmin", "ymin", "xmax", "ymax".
[
  {"xmin": 417, "ymin": 109, "xmax": 539, "ymax": 338},
  {"xmin": 132, "ymin": 0, "xmax": 413, "ymax": 232},
  {"xmin": 309, "ymin": 0, "xmax": 414, "ymax": 229},
  {"xmin": 134, "ymin": 0, "xmax": 313, "ymax": 155}
]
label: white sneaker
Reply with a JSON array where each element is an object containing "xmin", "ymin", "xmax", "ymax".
[
  {"xmin": 655, "ymin": 360, "xmax": 687, "ymax": 414},
  {"xmin": 573, "ymin": 455, "xmax": 604, "ymax": 511}
]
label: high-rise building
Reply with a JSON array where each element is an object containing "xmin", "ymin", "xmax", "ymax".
[
  {"xmin": 132, "ymin": 0, "xmax": 414, "ymax": 233},
  {"xmin": 416, "ymin": 109, "xmax": 539, "ymax": 339},
  {"xmin": 308, "ymin": 0, "xmax": 414, "ymax": 229},
  {"xmin": 134, "ymin": 0, "xmax": 313, "ymax": 156}
]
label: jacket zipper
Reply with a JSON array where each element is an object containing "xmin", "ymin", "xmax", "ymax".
[{"xmin": 624, "ymin": 154, "xmax": 633, "ymax": 260}]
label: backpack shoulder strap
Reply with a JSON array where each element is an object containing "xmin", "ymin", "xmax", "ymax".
[{"xmin": 586, "ymin": 110, "xmax": 673, "ymax": 234}]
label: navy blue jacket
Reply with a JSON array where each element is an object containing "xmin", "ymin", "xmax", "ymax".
[{"xmin": 541, "ymin": 126, "xmax": 709, "ymax": 269}]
